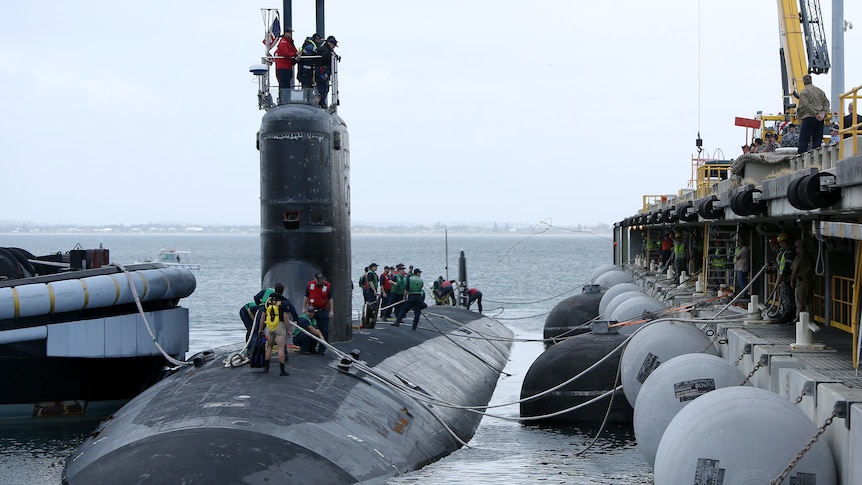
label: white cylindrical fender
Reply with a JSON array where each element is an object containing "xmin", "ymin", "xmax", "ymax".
[
  {"xmin": 621, "ymin": 320, "xmax": 718, "ymax": 408},
  {"xmin": 593, "ymin": 270, "xmax": 633, "ymax": 288},
  {"xmin": 633, "ymin": 353, "xmax": 745, "ymax": 466},
  {"xmin": 655, "ymin": 386, "xmax": 837, "ymax": 484},
  {"xmin": 598, "ymin": 283, "xmax": 641, "ymax": 316},
  {"xmin": 609, "ymin": 296, "xmax": 666, "ymax": 335}
]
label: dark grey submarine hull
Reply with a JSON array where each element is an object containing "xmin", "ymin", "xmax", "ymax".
[{"xmin": 62, "ymin": 306, "xmax": 513, "ymax": 484}]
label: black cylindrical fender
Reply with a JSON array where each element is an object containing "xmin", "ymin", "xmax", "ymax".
[
  {"xmin": 663, "ymin": 207, "xmax": 678, "ymax": 223},
  {"xmin": 697, "ymin": 196, "xmax": 722, "ymax": 220},
  {"xmin": 730, "ymin": 189, "xmax": 765, "ymax": 216},
  {"xmin": 787, "ymin": 175, "xmax": 813, "ymax": 210},
  {"xmin": 797, "ymin": 172, "xmax": 842, "ymax": 209},
  {"xmin": 676, "ymin": 202, "xmax": 699, "ymax": 222}
]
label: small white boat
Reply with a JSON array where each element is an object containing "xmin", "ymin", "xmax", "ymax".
[{"xmin": 154, "ymin": 249, "xmax": 200, "ymax": 270}]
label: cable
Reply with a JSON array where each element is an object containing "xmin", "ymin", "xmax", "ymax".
[{"xmin": 116, "ymin": 264, "xmax": 192, "ymax": 367}]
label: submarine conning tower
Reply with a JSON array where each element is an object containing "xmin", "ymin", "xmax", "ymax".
[{"xmin": 254, "ymin": 3, "xmax": 351, "ymax": 343}]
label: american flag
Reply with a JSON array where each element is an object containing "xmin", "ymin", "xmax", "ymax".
[{"xmin": 263, "ymin": 16, "xmax": 281, "ymax": 50}]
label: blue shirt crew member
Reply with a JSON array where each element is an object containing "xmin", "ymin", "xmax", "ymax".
[
  {"xmin": 303, "ymin": 272, "xmax": 333, "ymax": 355},
  {"xmin": 293, "ymin": 306, "xmax": 325, "ymax": 354},
  {"xmin": 394, "ymin": 269, "xmax": 427, "ymax": 330}
]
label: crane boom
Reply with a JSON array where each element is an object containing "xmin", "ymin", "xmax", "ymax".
[{"xmin": 776, "ymin": 0, "xmax": 831, "ymax": 116}]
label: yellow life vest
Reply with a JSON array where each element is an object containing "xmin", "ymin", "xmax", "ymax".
[{"xmin": 264, "ymin": 297, "xmax": 281, "ymax": 331}]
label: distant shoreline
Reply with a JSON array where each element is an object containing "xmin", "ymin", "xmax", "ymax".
[{"xmin": 1, "ymin": 224, "xmax": 612, "ymax": 237}]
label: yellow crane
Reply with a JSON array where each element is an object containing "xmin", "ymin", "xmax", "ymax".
[{"xmin": 776, "ymin": 0, "xmax": 831, "ymax": 118}]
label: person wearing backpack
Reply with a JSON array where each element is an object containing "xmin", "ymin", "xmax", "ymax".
[{"xmin": 257, "ymin": 283, "xmax": 297, "ymax": 376}]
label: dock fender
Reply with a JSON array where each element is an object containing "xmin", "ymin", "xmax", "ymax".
[
  {"xmin": 662, "ymin": 207, "xmax": 678, "ymax": 223},
  {"xmin": 676, "ymin": 202, "xmax": 698, "ymax": 222},
  {"xmin": 787, "ymin": 175, "xmax": 814, "ymax": 210},
  {"xmin": 648, "ymin": 211, "xmax": 661, "ymax": 225},
  {"xmin": 729, "ymin": 188, "xmax": 765, "ymax": 216},
  {"xmin": 797, "ymin": 172, "xmax": 841, "ymax": 209},
  {"xmin": 696, "ymin": 196, "xmax": 722, "ymax": 220}
]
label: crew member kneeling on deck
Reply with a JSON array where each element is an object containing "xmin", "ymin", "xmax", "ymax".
[
  {"xmin": 394, "ymin": 268, "xmax": 426, "ymax": 330},
  {"xmin": 293, "ymin": 306, "xmax": 326, "ymax": 355}
]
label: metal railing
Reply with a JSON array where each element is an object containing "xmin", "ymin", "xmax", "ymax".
[{"xmin": 837, "ymin": 84, "xmax": 862, "ymax": 159}]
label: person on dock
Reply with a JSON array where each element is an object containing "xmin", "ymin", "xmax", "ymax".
[
  {"xmin": 671, "ymin": 233, "xmax": 688, "ymax": 276},
  {"xmin": 734, "ymin": 237, "xmax": 750, "ymax": 299},
  {"xmin": 711, "ymin": 239, "xmax": 728, "ymax": 287},
  {"xmin": 302, "ymin": 272, "xmax": 333, "ymax": 355},
  {"xmin": 780, "ymin": 123, "xmax": 799, "ymax": 147},
  {"xmin": 830, "ymin": 124, "xmax": 841, "ymax": 145},
  {"xmin": 751, "ymin": 137, "xmax": 765, "ymax": 153},
  {"xmin": 763, "ymin": 132, "xmax": 779, "ymax": 152},
  {"xmin": 774, "ymin": 233, "xmax": 796, "ymax": 324},
  {"xmin": 660, "ymin": 233, "xmax": 673, "ymax": 267},
  {"xmin": 466, "ymin": 287, "xmax": 483, "ymax": 313},
  {"xmin": 843, "ymin": 102, "xmax": 862, "ymax": 139},
  {"xmin": 297, "ymin": 33, "xmax": 323, "ymax": 89},
  {"xmin": 393, "ymin": 268, "xmax": 426, "ymax": 330},
  {"xmin": 790, "ymin": 239, "xmax": 815, "ymax": 323},
  {"xmin": 258, "ymin": 284, "xmax": 295, "ymax": 376},
  {"xmin": 293, "ymin": 305, "xmax": 326, "ymax": 355},
  {"xmin": 796, "ymin": 74, "xmax": 830, "ymax": 154}
]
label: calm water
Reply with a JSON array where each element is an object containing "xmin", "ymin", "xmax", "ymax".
[{"xmin": 0, "ymin": 232, "xmax": 653, "ymax": 484}]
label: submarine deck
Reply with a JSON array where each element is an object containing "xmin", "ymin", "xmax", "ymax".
[{"xmin": 63, "ymin": 306, "xmax": 514, "ymax": 484}]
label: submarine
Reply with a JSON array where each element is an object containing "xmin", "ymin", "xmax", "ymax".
[
  {"xmin": 62, "ymin": 2, "xmax": 514, "ymax": 483},
  {"xmin": 61, "ymin": 307, "xmax": 513, "ymax": 483}
]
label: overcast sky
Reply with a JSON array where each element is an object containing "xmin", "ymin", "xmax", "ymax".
[{"xmin": 2, "ymin": 1, "xmax": 861, "ymax": 228}]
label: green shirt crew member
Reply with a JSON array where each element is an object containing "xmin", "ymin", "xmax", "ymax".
[
  {"xmin": 394, "ymin": 269, "xmax": 427, "ymax": 330},
  {"xmin": 293, "ymin": 306, "xmax": 325, "ymax": 354}
]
